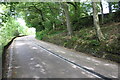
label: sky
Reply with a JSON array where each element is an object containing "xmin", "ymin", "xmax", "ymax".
[
  {"xmin": 17, "ymin": 18, "xmax": 26, "ymax": 26},
  {"xmin": 102, "ymin": 0, "xmax": 109, "ymax": 13}
]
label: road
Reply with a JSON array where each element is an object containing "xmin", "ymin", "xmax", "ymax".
[{"xmin": 5, "ymin": 36, "xmax": 119, "ymax": 79}]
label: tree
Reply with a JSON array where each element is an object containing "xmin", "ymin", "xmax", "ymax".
[
  {"xmin": 118, "ymin": 1, "xmax": 120, "ymax": 9},
  {"xmin": 92, "ymin": 2, "xmax": 105, "ymax": 41},
  {"xmin": 15, "ymin": 3, "xmax": 63, "ymax": 31},
  {"xmin": 100, "ymin": 0, "xmax": 104, "ymax": 24},
  {"xmin": 61, "ymin": 3, "xmax": 72, "ymax": 36},
  {"xmin": 108, "ymin": 2, "xmax": 112, "ymax": 13}
]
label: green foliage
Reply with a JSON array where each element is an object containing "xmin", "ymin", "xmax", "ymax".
[
  {"xmin": 38, "ymin": 22, "xmax": 120, "ymax": 62},
  {"xmin": 36, "ymin": 29, "xmax": 49, "ymax": 40},
  {"xmin": 71, "ymin": 36, "xmax": 78, "ymax": 41},
  {"xmin": 105, "ymin": 37, "xmax": 120, "ymax": 54},
  {"xmin": 14, "ymin": 2, "xmax": 94, "ymax": 32},
  {"xmin": 89, "ymin": 40, "xmax": 100, "ymax": 46},
  {"xmin": 0, "ymin": 2, "xmax": 119, "ymax": 63},
  {"xmin": 14, "ymin": 30, "xmax": 20, "ymax": 36},
  {"xmin": 0, "ymin": 3, "xmax": 36, "ymax": 55},
  {"xmin": 0, "ymin": 17, "xmax": 18, "ymax": 45},
  {"xmin": 15, "ymin": 2, "xmax": 63, "ymax": 32}
]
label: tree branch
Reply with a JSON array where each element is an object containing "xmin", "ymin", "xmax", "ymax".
[{"xmin": 32, "ymin": 4, "xmax": 45, "ymax": 21}]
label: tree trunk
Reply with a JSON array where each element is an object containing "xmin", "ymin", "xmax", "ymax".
[
  {"xmin": 118, "ymin": 1, "xmax": 120, "ymax": 10},
  {"xmin": 47, "ymin": 4, "xmax": 56, "ymax": 30},
  {"xmin": 62, "ymin": 3, "xmax": 72, "ymax": 36},
  {"xmin": 100, "ymin": 0, "xmax": 104, "ymax": 24},
  {"xmin": 92, "ymin": 2, "xmax": 105, "ymax": 41},
  {"xmin": 108, "ymin": 2, "xmax": 112, "ymax": 13},
  {"xmin": 52, "ymin": 22, "xmax": 56, "ymax": 30}
]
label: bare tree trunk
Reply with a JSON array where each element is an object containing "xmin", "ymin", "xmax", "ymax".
[
  {"xmin": 92, "ymin": 2, "xmax": 105, "ymax": 41},
  {"xmin": 118, "ymin": 1, "xmax": 120, "ymax": 10},
  {"xmin": 100, "ymin": 0, "xmax": 104, "ymax": 24},
  {"xmin": 62, "ymin": 3, "xmax": 72, "ymax": 36},
  {"xmin": 108, "ymin": 2, "xmax": 112, "ymax": 13},
  {"xmin": 52, "ymin": 22, "xmax": 56, "ymax": 30}
]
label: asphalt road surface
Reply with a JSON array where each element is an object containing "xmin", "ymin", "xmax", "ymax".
[{"xmin": 6, "ymin": 35, "xmax": 119, "ymax": 79}]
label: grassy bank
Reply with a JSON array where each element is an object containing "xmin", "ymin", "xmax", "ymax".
[{"xmin": 36, "ymin": 22, "xmax": 120, "ymax": 63}]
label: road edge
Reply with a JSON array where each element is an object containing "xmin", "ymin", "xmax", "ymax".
[{"xmin": 2, "ymin": 35, "xmax": 25, "ymax": 78}]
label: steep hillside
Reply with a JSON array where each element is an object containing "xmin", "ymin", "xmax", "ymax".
[{"xmin": 36, "ymin": 22, "xmax": 120, "ymax": 63}]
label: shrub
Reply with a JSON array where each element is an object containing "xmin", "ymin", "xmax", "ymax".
[
  {"xmin": 89, "ymin": 40, "xmax": 100, "ymax": 46},
  {"xmin": 36, "ymin": 29, "xmax": 49, "ymax": 40}
]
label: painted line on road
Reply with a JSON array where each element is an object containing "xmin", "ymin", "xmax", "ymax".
[{"xmin": 34, "ymin": 42, "xmax": 111, "ymax": 80}]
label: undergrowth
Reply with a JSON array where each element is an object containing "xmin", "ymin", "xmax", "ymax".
[{"xmin": 36, "ymin": 23, "xmax": 120, "ymax": 62}]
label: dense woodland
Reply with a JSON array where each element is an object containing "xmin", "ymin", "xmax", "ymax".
[{"xmin": 0, "ymin": 1, "xmax": 120, "ymax": 62}]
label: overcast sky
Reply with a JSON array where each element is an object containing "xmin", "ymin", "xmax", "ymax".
[{"xmin": 102, "ymin": 0, "xmax": 109, "ymax": 13}]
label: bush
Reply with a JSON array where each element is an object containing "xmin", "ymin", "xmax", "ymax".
[
  {"xmin": 36, "ymin": 29, "xmax": 49, "ymax": 40},
  {"xmin": 89, "ymin": 40, "xmax": 100, "ymax": 46},
  {"xmin": 105, "ymin": 39, "xmax": 120, "ymax": 55},
  {"xmin": 14, "ymin": 30, "xmax": 20, "ymax": 36}
]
